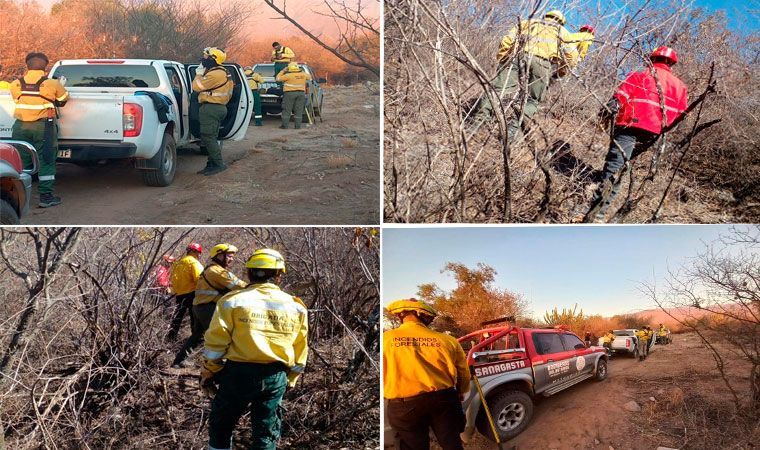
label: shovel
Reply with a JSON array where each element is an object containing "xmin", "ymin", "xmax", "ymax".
[{"xmin": 470, "ymin": 366, "xmax": 510, "ymax": 450}]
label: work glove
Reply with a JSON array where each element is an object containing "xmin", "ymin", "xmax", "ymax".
[{"xmin": 199, "ymin": 367, "xmax": 217, "ymax": 398}]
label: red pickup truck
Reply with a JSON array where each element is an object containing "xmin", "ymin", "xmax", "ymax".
[{"xmin": 458, "ymin": 324, "xmax": 608, "ymax": 442}]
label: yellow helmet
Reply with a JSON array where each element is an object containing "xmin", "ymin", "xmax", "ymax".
[
  {"xmin": 203, "ymin": 47, "xmax": 227, "ymax": 65},
  {"xmin": 386, "ymin": 299, "xmax": 437, "ymax": 318},
  {"xmin": 287, "ymin": 62, "xmax": 300, "ymax": 72},
  {"xmin": 244, "ymin": 68, "xmax": 253, "ymax": 77},
  {"xmin": 246, "ymin": 248, "xmax": 286, "ymax": 273},
  {"xmin": 545, "ymin": 10, "xmax": 566, "ymax": 25},
  {"xmin": 209, "ymin": 243, "xmax": 238, "ymax": 258}
]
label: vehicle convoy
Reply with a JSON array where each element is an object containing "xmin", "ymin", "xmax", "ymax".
[
  {"xmin": 0, "ymin": 59, "xmax": 253, "ymax": 187},
  {"xmin": 0, "ymin": 140, "xmax": 37, "ymax": 224},
  {"xmin": 458, "ymin": 324, "xmax": 608, "ymax": 442},
  {"xmin": 596, "ymin": 329, "xmax": 656, "ymax": 358},
  {"xmin": 251, "ymin": 63, "xmax": 325, "ymax": 121}
]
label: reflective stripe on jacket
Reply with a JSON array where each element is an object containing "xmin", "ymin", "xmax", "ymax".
[
  {"xmin": 194, "ymin": 263, "xmax": 247, "ymax": 305},
  {"xmin": 203, "ymin": 283, "xmax": 309, "ymax": 387},
  {"xmin": 170, "ymin": 255, "xmax": 203, "ymax": 295},
  {"xmin": 383, "ymin": 320, "xmax": 470, "ymax": 399},
  {"xmin": 193, "ymin": 66, "xmax": 234, "ymax": 105},
  {"xmin": 271, "ymin": 46, "xmax": 295, "ymax": 62},
  {"xmin": 276, "ymin": 69, "xmax": 312, "ymax": 92},
  {"xmin": 10, "ymin": 70, "xmax": 69, "ymax": 122},
  {"xmin": 614, "ymin": 62, "xmax": 688, "ymax": 134},
  {"xmin": 498, "ymin": 19, "xmax": 579, "ymax": 68}
]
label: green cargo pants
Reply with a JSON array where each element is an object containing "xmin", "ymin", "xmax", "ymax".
[
  {"xmin": 281, "ymin": 91, "xmax": 306, "ymax": 129},
  {"xmin": 12, "ymin": 119, "xmax": 57, "ymax": 194},
  {"xmin": 253, "ymin": 91, "xmax": 263, "ymax": 126},
  {"xmin": 476, "ymin": 54, "xmax": 552, "ymax": 139},
  {"xmin": 274, "ymin": 62, "xmax": 288, "ymax": 88},
  {"xmin": 199, "ymin": 103, "xmax": 228, "ymax": 166},
  {"xmin": 209, "ymin": 361, "xmax": 288, "ymax": 450}
]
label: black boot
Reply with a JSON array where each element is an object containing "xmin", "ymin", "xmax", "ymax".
[
  {"xmin": 197, "ymin": 161, "xmax": 213, "ymax": 174},
  {"xmin": 39, "ymin": 193, "xmax": 62, "ymax": 208},
  {"xmin": 203, "ymin": 162, "xmax": 228, "ymax": 176}
]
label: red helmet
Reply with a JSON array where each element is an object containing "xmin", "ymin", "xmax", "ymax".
[
  {"xmin": 580, "ymin": 24, "xmax": 595, "ymax": 34},
  {"xmin": 187, "ymin": 242, "xmax": 203, "ymax": 253},
  {"xmin": 650, "ymin": 46, "xmax": 678, "ymax": 65}
]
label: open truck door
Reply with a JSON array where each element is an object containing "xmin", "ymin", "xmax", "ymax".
[{"xmin": 186, "ymin": 63, "xmax": 253, "ymax": 141}]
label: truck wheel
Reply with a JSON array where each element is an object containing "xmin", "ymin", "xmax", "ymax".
[
  {"xmin": 141, "ymin": 133, "xmax": 176, "ymax": 187},
  {"xmin": 476, "ymin": 390, "xmax": 533, "ymax": 442},
  {"xmin": 594, "ymin": 358, "xmax": 608, "ymax": 381},
  {"xmin": 0, "ymin": 198, "xmax": 20, "ymax": 225}
]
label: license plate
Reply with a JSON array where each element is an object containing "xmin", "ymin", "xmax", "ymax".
[{"xmin": 57, "ymin": 149, "xmax": 72, "ymax": 158}]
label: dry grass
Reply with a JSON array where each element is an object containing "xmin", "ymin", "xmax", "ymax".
[
  {"xmin": 342, "ymin": 138, "xmax": 360, "ymax": 149},
  {"xmin": 327, "ymin": 154, "xmax": 355, "ymax": 168}
]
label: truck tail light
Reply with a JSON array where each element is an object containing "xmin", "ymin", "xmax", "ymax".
[
  {"xmin": 626, "ymin": 339, "xmax": 630, "ymax": 348},
  {"xmin": 123, "ymin": 103, "xmax": 143, "ymax": 137}
]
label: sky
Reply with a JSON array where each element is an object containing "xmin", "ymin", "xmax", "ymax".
[{"xmin": 382, "ymin": 225, "xmax": 741, "ymax": 318}]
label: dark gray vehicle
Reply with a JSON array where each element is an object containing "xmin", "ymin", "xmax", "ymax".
[
  {"xmin": 0, "ymin": 140, "xmax": 38, "ymax": 224},
  {"xmin": 251, "ymin": 63, "xmax": 325, "ymax": 122}
]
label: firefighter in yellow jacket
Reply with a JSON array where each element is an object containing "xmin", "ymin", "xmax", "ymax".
[
  {"xmin": 276, "ymin": 62, "xmax": 311, "ymax": 129},
  {"xmin": 384, "ymin": 299, "xmax": 470, "ymax": 450},
  {"xmin": 193, "ymin": 47, "xmax": 234, "ymax": 176},
  {"xmin": 271, "ymin": 41, "xmax": 295, "ymax": 85},
  {"xmin": 202, "ymin": 248, "xmax": 308, "ymax": 450},
  {"xmin": 635, "ymin": 327, "xmax": 650, "ymax": 362},
  {"xmin": 10, "ymin": 52, "xmax": 69, "ymax": 207},
  {"xmin": 244, "ymin": 68, "xmax": 265, "ymax": 126},
  {"xmin": 167, "ymin": 242, "xmax": 204, "ymax": 340},
  {"xmin": 474, "ymin": 10, "xmax": 579, "ymax": 140},
  {"xmin": 172, "ymin": 243, "xmax": 246, "ymax": 368}
]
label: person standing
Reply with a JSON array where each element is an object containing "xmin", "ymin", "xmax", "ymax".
[
  {"xmin": 384, "ymin": 298, "xmax": 470, "ymax": 450},
  {"xmin": 244, "ymin": 68, "xmax": 265, "ymax": 126},
  {"xmin": 9, "ymin": 52, "xmax": 69, "ymax": 207},
  {"xmin": 276, "ymin": 62, "xmax": 311, "ymax": 129},
  {"xmin": 193, "ymin": 47, "xmax": 234, "ymax": 176},
  {"xmin": 171, "ymin": 243, "xmax": 246, "ymax": 368},
  {"xmin": 636, "ymin": 327, "xmax": 650, "ymax": 362},
  {"xmin": 602, "ymin": 330, "xmax": 616, "ymax": 357},
  {"xmin": 167, "ymin": 243, "xmax": 204, "ymax": 340},
  {"xmin": 149, "ymin": 255, "xmax": 175, "ymax": 307},
  {"xmin": 582, "ymin": 46, "xmax": 688, "ymax": 222},
  {"xmin": 201, "ymin": 248, "xmax": 308, "ymax": 450}
]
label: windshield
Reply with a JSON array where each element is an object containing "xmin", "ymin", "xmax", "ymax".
[
  {"xmin": 614, "ymin": 330, "xmax": 634, "ymax": 336},
  {"xmin": 253, "ymin": 65, "xmax": 276, "ymax": 77},
  {"xmin": 54, "ymin": 65, "xmax": 160, "ymax": 88}
]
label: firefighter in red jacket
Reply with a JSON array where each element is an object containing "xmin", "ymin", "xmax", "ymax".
[{"xmin": 583, "ymin": 46, "xmax": 688, "ymax": 222}]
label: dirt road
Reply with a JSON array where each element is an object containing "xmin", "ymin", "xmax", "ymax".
[
  {"xmin": 21, "ymin": 85, "xmax": 379, "ymax": 225},
  {"xmin": 387, "ymin": 333, "xmax": 754, "ymax": 450}
]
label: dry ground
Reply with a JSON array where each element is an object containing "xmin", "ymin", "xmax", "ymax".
[
  {"xmin": 21, "ymin": 85, "xmax": 379, "ymax": 225},
  {"xmin": 385, "ymin": 332, "xmax": 758, "ymax": 450}
]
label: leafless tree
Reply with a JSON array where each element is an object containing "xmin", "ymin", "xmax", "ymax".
[
  {"xmin": 641, "ymin": 225, "xmax": 760, "ymax": 415},
  {"xmin": 384, "ymin": 0, "xmax": 753, "ymax": 223},
  {"xmin": 263, "ymin": 0, "xmax": 380, "ymax": 77}
]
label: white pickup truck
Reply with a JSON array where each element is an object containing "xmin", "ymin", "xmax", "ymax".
[
  {"xmin": 597, "ymin": 329, "xmax": 655, "ymax": 358},
  {"xmin": 0, "ymin": 59, "xmax": 253, "ymax": 186}
]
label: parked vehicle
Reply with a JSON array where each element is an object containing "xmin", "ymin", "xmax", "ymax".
[
  {"xmin": 596, "ymin": 329, "xmax": 655, "ymax": 358},
  {"xmin": 250, "ymin": 63, "xmax": 325, "ymax": 121},
  {"xmin": 0, "ymin": 59, "xmax": 253, "ymax": 186},
  {"xmin": 656, "ymin": 328, "xmax": 672, "ymax": 345},
  {"xmin": 0, "ymin": 140, "xmax": 38, "ymax": 224},
  {"xmin": 458, "ymin": 325, "xmax": 608, "ymax": 442}
]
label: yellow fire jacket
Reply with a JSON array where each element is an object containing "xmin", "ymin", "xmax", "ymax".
[
  {"xmin": 276, "ymin": 69, "xmax": 312, "ymax": 92},
  {"xmin": 247, "ymin": 72, "xmax": 264, "ymax": 90},
  {"xmin": 383, "ymin": 320, "xmax": 470, "ymax": 399},
  {"xmin": 271, "ymin": 46, "xmax": 295, "ymax": 63},
  {"xmin": 636, "ymin": 330, "xmax": 649, "ymax": 342},
  {"xmin": 170, "ymin": 255, "xmax": 203, "ymax": 295},
  {"xmin": 498, "ymin": 19, "xmax": 579, "ymax": 68},
  {"xmin": 658, "ymin": 327, "xmax": 667, "ymax": 336},
  {"xmin": 603, "ymin": 332, "xmax": 616, "ymax": 344},
  {"xmin": 566, "ymin": 30, "xmax": 595, "ymax": 60},
  {"xmin": 203, "ymin": 283, "xmax": 309, "ymax": 387},
  {"xmin": 192, "ymin": 66, "xmax": 234, "ymax": 105},
  {"xmin": 194, "ymin": 263, "xmax": 247, "ymax": 305},
  {"xmin": 10, "ymin": 70, "xmax": 69, "ymax": 122}
]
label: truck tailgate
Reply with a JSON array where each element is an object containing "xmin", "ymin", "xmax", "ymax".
[{"xmin": 58, "ymin": 93, "xmax": 124, "ymax": 140}]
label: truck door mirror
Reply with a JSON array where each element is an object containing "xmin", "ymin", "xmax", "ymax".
[
  {"xmin": 317, "ymin": 77, "xmax": 327, "ymax": 84},
  {"xmin": 574, "ymin": 343, "xmax": 586, "ymax": 350}
]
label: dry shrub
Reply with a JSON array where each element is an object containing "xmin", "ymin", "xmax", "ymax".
[
  {"xmin": 342, "ymin": 138, "xmax": 359, "ymax": 148},
  {"xmin": 0, "ymin": 227, "xmax": 380, "ymax": 449},
  {"xmin": 327, "ymin": 154, "xmax": 355, "ymax": 168},
  {"xmin": 384, "ymin": 0, "xmax": 759, "ymax": 223}
]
